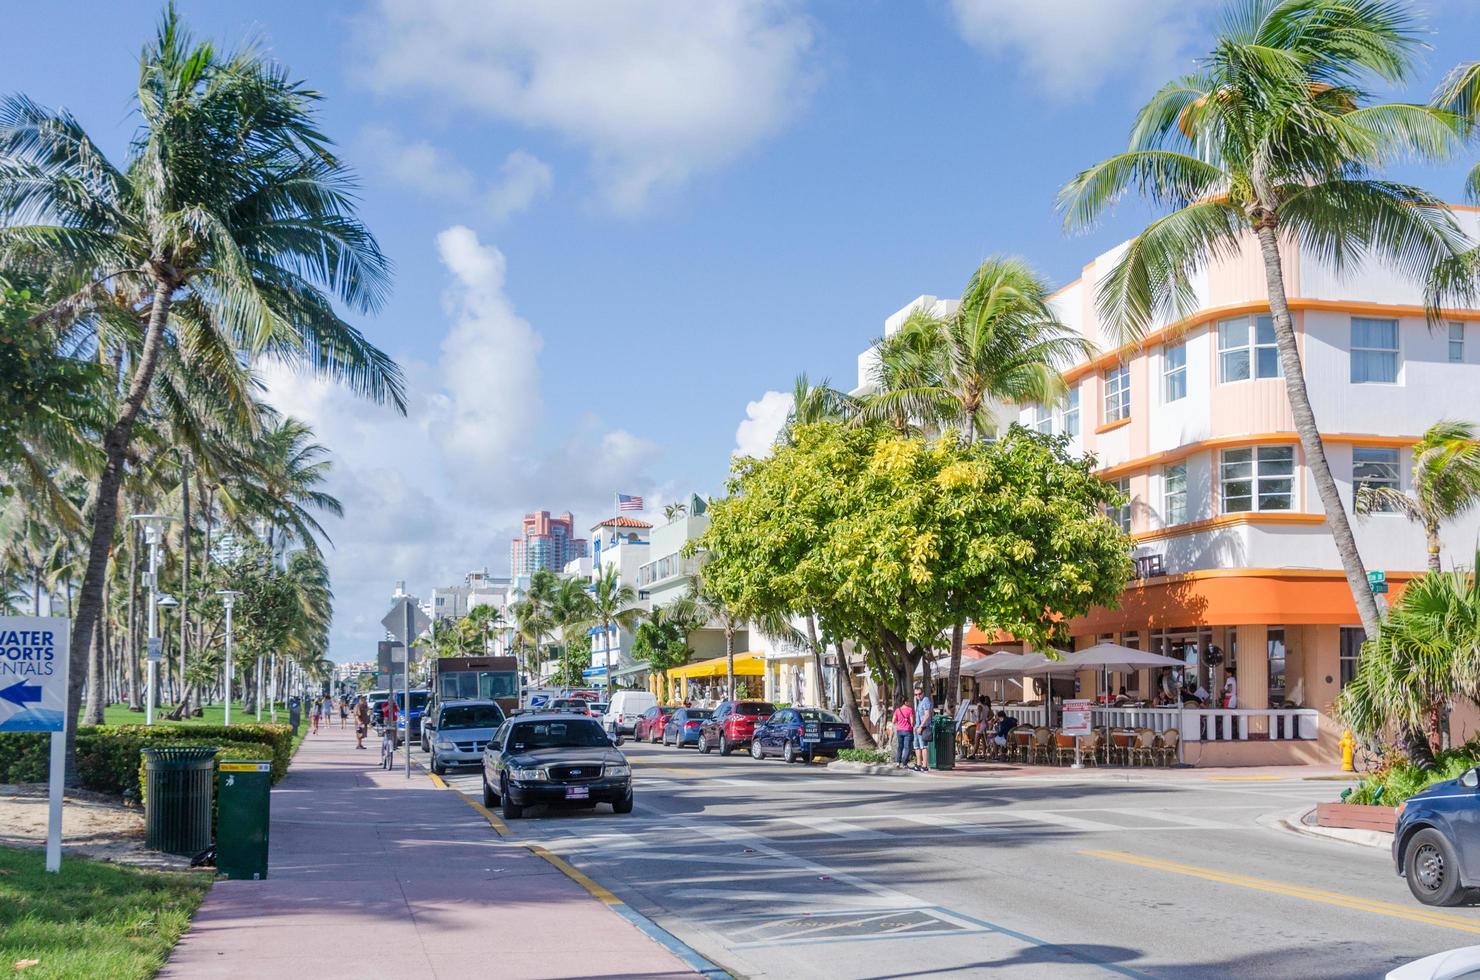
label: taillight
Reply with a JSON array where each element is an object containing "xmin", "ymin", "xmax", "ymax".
[{"xmin": 685, "ymin": 721, "xmax": 699, "ymax": 728}]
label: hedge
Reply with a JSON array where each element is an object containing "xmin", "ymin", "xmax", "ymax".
[
  {"xmin": 102, "ymin": 723, "xmax": 294, "ymax": 781},
  {"xmin": 135, "ymin": 741, "xmax": 275, "ymax": 807}
]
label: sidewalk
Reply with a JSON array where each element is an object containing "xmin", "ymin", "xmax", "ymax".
[
  {"xmin": 831, "ymin": 757, "xmax": 1356, "ymax": 781},
  {"xmin": 162, "ymin": 727, "xmax": 706, "ymax": 980}
]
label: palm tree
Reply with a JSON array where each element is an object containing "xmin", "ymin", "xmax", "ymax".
[
  {"xmin": 1058, "ymin": 0, "xmax": 1470, "ymax": 638},
  {"xmin": 1337, "ymin": 551, "xmax": 1480, "ymax": 765},
  {"xmin": 0, "ymin": 8, "xmax": 403, "ymax": 771},
  {"xmin": 688, "ymin": 572, "xmax": 744, "ymax": 700},
  {"xmin": 584, "ymin": 564, "xmax": 641, "ymax": 692},
  {"xmin": 1434, "ymin": 61, "xmax": 1480, "ymax": 205},
  {"xmin": 631, "ymin": 599, "xmax": 698, "ymax": 702},
  {"xmin": 663, "ymin": 501, "xmax": 687, "ymax": 522},
  {"xmin": 861, "ymin": 311, "xmax": 945, "ymax": 437},
  {"xmin": 782, "ymin": 373, "xmax": 859, "ymax": 446},
  {"xmin": 1357, "ymin": 420, "xmax": 1480, "ymax": 572}
]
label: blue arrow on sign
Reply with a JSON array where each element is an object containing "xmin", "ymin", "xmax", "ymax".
[{"xmin": 0, "ymin": 680, "xmax": 43, "ymax": 709}]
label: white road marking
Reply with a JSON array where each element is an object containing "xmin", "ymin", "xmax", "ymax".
[
  {"xmin": 895, "ymin": 813, "xmax": 1007, "ymax": 835},
  {"xmin": 999, "ymin": 810, "xmax": 1131, "ymax": 832},
  {"xmin": 1098, "ymin": 808, "xmax": 1241, "ymax": 830},
  {"xmin": 780, "ymin": 816, "xmax": 892, "ymax": 840}
]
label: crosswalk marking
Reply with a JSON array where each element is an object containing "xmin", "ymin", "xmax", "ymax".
[
  {"xmin": 1002, "ymin": 810, "xmax": 1129, "ymax": 832},
  {"xmin": 781, "ymin": 816, "xmax": 891, "ymax": 840},
  {"xmin": 1098, "ymin": 808, "xmax": 1238, "ymax": 830},
  {"xmin": 895, "ymin": 813, "xmax": 1005, "ymax": 835}
]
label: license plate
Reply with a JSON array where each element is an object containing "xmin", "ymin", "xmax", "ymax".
[{"xmin": 565, "ymin": 786, "xmax": 589, "ymax": 800}]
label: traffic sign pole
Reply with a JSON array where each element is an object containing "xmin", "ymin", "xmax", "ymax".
[{"xmin": 405, "ymin": 601, "xmax": 413, "ymax": 780}]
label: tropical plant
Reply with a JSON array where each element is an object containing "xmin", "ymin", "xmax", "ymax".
[
  {"xmin": 582, "ymin": 564, "xmax": 641, "ymax": 690},
  {"xmin": 631, "ymin": 599, "xmax": 698, "ymax": 702},
  {"xmin": 1337, "ymin": 551, "xmax": 1480, "ymax": 767},
  {"xmin": 1058, "ymin": 0, "xmax": 1471, "ymax": 638},
  {"xmin": 1357, "ymin": 420, "xmax": 1480, "ymax": 572},
  {"xmin": 663, "ymin": 501, "xmax": 687, "ymax": 522},
  {"xmin": 0, "ymin": 7, "xmax": 403, "ymax": 770},
  {"xmin": 1433, "ymin": 60, "xmax": 1479, "ymax": 205},
  {"xmin": 781, "ymin": 372, "xmax": 858, "ymax": 446}
]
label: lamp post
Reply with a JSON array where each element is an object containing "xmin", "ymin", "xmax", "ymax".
[
  {"xmin": 130, "ymin": 514, "xmax": 173, "ymax": 726},
  {"xmin": 216, "ymin": 590, "xmax": 242, "ymax": 725},
  {"xmin": 156, "ymin": 594, "xmax": 179, "ymax": 705}
]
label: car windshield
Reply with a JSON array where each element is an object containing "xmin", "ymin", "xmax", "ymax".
[
  {"xmin": 797, "ymin": 710, "xmax": 843, "ymax": 723},
  {"xmin": 440, "ymin": 705, "xmax": 504, "ymax": 730},
  {"xmin": 394, "ymin": 691, "xmax": 431, "ymax": 710},
  {"xmin": 683, "ymin": 708, "xmax": 713, "ymax": 719},
  {"xmin": 735, "ymin": 703, "xmax": 774, "ymax": 716},
  {"xmin": 508, "ymin": 720, "xmax": 611, "ymax": 750}
]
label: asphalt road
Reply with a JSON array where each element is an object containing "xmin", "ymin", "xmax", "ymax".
[{"xmin": 424, "ymin": 739, "xmax": 1480, "ymax": 979}]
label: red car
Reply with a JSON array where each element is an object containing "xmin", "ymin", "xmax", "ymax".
[
  {"xmin": 633, "ymin": 705, "xmax": 679, "ymax": 743},
  {"xmin": 698, "ymin": 700, "xmax": 776, "ymax": 755}
]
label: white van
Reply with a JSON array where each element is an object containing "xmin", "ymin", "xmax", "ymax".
[{"xmin": 604, "ymin": 690, "xmax": 657, "ymax": 735}]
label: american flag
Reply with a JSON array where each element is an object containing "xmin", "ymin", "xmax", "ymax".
[{"xmin": 617, "ymin": 493, "xmax": 644, "ymax": 513}]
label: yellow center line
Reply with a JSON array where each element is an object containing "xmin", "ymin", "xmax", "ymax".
[{"xmin": 1081, "ymin": 850, "xmax": 1480, "ymax": 935}]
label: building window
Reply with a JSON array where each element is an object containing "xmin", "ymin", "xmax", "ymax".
[
  {"xmin": 1450, "ymin": 322, "xmax": 1465, "ymax": 363},
  {"xmin": 1103, "ymin": 365, "xmax": 1130, "ymax": 423},
  {"xmin": 1220, "ymin": 445, "xmax": 1294, "ymax": 513},
  {"xmin": 1267, "ymin": 628, "xmax": 1286, "ymax": 706},
  {"xmin": 1163, "ymin": 343, "xmax": 1187, "ymax": 402},
  {"xmin": 1033, "ymin": 403, "xmax": 1053, "ymax": 435},
  {"xmin": 1108, "ymin": 477, "xmax": 1132, "ymax": 533},
  {"xmin": 1062, "ymin": 386, "xmax": 1080, "ymax": 438},
  {"xmin": 1218, "ymin": 314, "xmax": 1281, "ymax": 383},
  {"xmin": 1339, "ymin": 627, "xmax": 1365, "ymax": 688},
  {"xmin": 1353, "ymin": 446, "xmax": 1400, "ymax": 512},
  {"xmin": 1164, "ymin": 462, "xmax": 1188, "ymax": 525},
  {"xmin": 1351, "ymin": 317, "xmax": 1399, "ymax": 383}
]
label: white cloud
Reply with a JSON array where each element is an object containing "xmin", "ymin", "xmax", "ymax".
[
  {"xmin": 361, "ymin": 128, "xmax": 551, "ymax": 220},
  {"xmin": 355, "ymin": 0, "xmax": 818, "ymax": 211},
  {"xmin": 733, "ymin": 389, "xmax": 792, "ymax": 459},
  {"xmin": 263, "ymin": 228, "xmax": 662, "ymax": 660},
  {"xmin": 947, "ymin": 0, "xmax": 1215, "ymax": 98},
  {"xmin": 486, "ymin": 150, "xmax": 554, "ymax": 220}
]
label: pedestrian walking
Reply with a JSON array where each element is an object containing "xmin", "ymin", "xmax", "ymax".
[
  {"xmin": 354, "ymin": 696, "xmax": 370, "ymax": 749},
  {"xmin": 311, "ymin": 697, "xmax": 321, "ymax": 734},
  {"xmin": 890, "ymin": 698, "xmax": 915, "ymax": 768},
  {"xmin": 974, "ymin": 695, "xmax": 992, "ymax": 758},
  {"xmin": 911, "ymin": 682, "xmax": 933, "ymax": 772},
  {"xmin": 339, "ymin": 698, "xmax": 348, "ymax": 729}
]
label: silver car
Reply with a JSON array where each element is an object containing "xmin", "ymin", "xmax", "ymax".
[{"xmin": 426, "ymin": 699, "xmax": 506, "ymax": 775}]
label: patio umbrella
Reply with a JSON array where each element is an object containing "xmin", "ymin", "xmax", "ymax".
[{"xmin": 1022, "ymin": 643, "xmax": 1187, "ymax": 763}]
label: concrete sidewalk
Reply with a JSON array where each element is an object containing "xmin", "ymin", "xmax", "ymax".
[{"xmin": 162, "ymin": 727, "xmax": 706, "ymax": 980}]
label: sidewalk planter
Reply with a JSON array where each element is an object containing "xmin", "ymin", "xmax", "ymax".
[{"xmin": 1315, "ymin": 802, "xmax": 1397, "ymax": 834}]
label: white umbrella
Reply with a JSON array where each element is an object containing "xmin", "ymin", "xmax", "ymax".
[
  {"xmin": 959, "ymin": 651, "xmax": 1026, "ymax": 677},
  {"xmin": 1022, "ymin": 642, "xmax": 1187, "ymax": 764}
]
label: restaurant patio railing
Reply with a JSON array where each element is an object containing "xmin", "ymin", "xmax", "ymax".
[{"xmin": 1003, "ymin": 704, "xmax": 1319, "ymax": 741}]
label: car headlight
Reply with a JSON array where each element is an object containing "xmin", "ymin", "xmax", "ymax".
[
  {"xmin": 1396, "ymin": 802, "xmax": 1407, "ymax": 819},
  {"xmin": 435, "ymin": 740, "xmax": 455, "ymax": 751},
  {"xmin": 510, "ymin": 767, "xmax": 547, "ymax": 781},
  {"xmin": 605, "ymin": 765, "xmax": 631, "ymax": 779}
]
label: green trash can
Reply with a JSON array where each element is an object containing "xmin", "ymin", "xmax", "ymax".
[
  {"xmin": 216, "ymin": 760, "xmax": 272, "ymax": 880},
  {"xmin": 930, "ymin": 715, "xmax": 956, "ymax": 770},
  {"xmin": 143, "ymin": 746, "xmax": 217, "ymax": 856}
]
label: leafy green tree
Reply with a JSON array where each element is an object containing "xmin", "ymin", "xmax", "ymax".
[
  {"xmin": 631, "ymin": 600, "xmax": 697, "ymax": 702},
  {"xmin": 0, "ymin": 7, "xmax": 402, "ymax": 770},
  {"xmin": 1059, "ymin": 0, "xmax": 1470, "ymax": 638},
  {"xmin": 550, "ymin": 632, "xmax": 592, "ymax": 689},
  {"xmin": 582, "ymin": 564, "xmax": 641, "ymax": 690},
  {"xmin": 1357, "ymin": 421, "xmax": 1480, "ymax": 572}
]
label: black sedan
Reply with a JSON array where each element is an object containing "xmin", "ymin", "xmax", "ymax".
[
  {"xmin": 480, "ymin": 713, "xmax": 632, "ymax": 820},
  {"xmin": 1393, "ymin": 764, "xmax": 1480, "ymax": 906},
  {"xmin": 750, "ymin": 707, "xmax": 853, "ymax": 763}
]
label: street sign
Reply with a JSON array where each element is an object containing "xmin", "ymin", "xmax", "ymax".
[
  {"xmin": 1061, "ymin": 699, "xmax": 1093, "ymax": 737},
  {"xmin": 381, "ymin": 597, "xmax": 430, "ymax": 646},
  {"xmin": 1, "ymin": 617, "xmax": 70, "ymax": 874},
  {"xmin": 376, "ymin": 640, "xmax": 401, "ymax": 674},
  {"xmin": 1367, "ymin": 570, "xmax": 1388, "ymax": 593},
  {"xmin": 147, "ymin": 637, "xmax": 163, "ymax": 662}
]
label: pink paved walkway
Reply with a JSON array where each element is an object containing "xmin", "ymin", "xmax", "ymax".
[{"xmin": 162, "ymin": 726, "xmax": 702, "ymax": 980}]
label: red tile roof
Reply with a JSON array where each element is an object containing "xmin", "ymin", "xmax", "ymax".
[{"xmin": 594, "ymin": 517, "xmax": 652, "ymax": 529}]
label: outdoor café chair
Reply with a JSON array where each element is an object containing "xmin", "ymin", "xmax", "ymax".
[
  {"xmin": 1154, "ymin": 728, "xmax": 1180, "ymax": 766},
  {"xmin": 1031, "ymin": 727, "xmax": 1053, "ymax": 765},
  {"xmin": 1108, "ymin": 729, "xmax": 1134, "ymax": 766},
  {"xmin": 1053, "ymin": 731, "xmax": 1077, "ymax": 766},
  {"xmin": 1077, "ymin": 730, "xmax": 1102, "ymax": 767},
  {"xmin": 1131, "ymin": 729, "xmax": 1158, "ymax": 766},
  {"xmin": 1011, "ymin": 726, "xmax": 1034, "ymax": 763}
]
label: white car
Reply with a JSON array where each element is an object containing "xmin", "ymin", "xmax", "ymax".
[
  {"xmin": 1388, "ymin": 947, "xmax": 1480, "ymax": 980},
  {"xmin": 603, "ymin": 690, "xmax": 657, "ymax": 736}
]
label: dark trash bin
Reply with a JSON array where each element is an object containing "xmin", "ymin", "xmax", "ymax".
[
  {"xmin": 930, "ymin": 715, "xmax": 956, "ymax": 770},
  {"xmin": 143, "ymin": 746, "xmax": 217, "ymax": 855}
]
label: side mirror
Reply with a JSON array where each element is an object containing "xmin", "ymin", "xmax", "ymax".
[{"xmin": 1462, "ymin": 767, "xmax": 1479, "ymax": 790}]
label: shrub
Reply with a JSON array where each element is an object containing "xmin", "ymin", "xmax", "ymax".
[
  {"xmin": 0, "ymin": 733, "xmax": 49, "ymax": 783},
  {"xmin": 836, "ymin": 748, "xmax": 892, "ymax": 765},
  {"xmin": 1344, "ymin": 738, "xmax": 1480, "ymax": 807},
  {"xmin": 102, "ymin": 723, "xmax": 293, "ymax": 780}
]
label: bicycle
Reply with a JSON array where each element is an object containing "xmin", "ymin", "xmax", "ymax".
[{"xmin": 381, "ymin": 727, "xmax": 396, "ymax": 770}]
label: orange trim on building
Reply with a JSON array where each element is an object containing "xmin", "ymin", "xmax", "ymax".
[
  {"xmin": 1097, "ymin": 431, "xmax": 1419, "ymax": 479},
  {"xmin": 1094, "ymin": 417, "xmax": 1132, "ymax": 435},
  {"xmin": 1131, "ymin": 511, "xmax": 1326, "ymax": 543},
  {"xmin": 1069, "ymin": 569, "xmax": 1416, "ymax": 634}
]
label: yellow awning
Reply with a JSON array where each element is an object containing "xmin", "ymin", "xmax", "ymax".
[{"xmin": 666, "ymin": 653, "xmax": 765, "ymax": 680}]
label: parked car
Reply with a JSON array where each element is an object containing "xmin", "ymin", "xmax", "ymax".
[
  {"xmin": 549, "ymin": 698, "xmax": 592, "ymax": 715},
  {"xmin": 367, "ymin": 691, "xmax": 389, "ymax": 727},
  {"xmin": 389, "ymin": 689, "xmax": 432, "ymax": 745},
  {"xmin": 1387, "ymin": 946, "xmax": 1480, "ymax": 980},
  {"xmin": 663, "ymin": 707, "xmax": 713, "ymax": 747},
  {"xmin": 1393, "ymin": 765, "xmax": 1480, "ymax": 906},
  {"xmin": 604, "ymin": 690, "xmax": 658, "ymax": 736},
  {"xmin": 751, "ymin": 707, "xmax": 853, "ymax": 763},
  {"xmin": 480, "ymin": 713, "xmax": 632, "ymax": 819},
  {"xmin": 424, "ymin": 699, "xmax": 506, "ymax": 775},
  {"xmin": 634, "ymin": 705, "xmax": 679, "ymax": 743},
  {"xmin": 698, "ymin": 700, "xmax": 775, "ymax": 755}
]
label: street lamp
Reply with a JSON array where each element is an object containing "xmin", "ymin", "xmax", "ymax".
[
  {"xmin": 156, "ymin": 594, "xmax": 178, "ymax": 706},
  {"xmin": 216, "ymin": 590, "xmax": 242, "ymax": 725},
  {"xmin": 130, "ymin": 514, "xmax": 173, "ymax": 726}
]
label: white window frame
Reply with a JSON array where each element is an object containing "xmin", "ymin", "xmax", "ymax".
[
  {"xmin": 1163, "ymin": 462, "xmax": 1188, "ymax": 526},
  {"xmin": 1350, "ymin": 317, "xmax": 1400, "ymax": 384},
  {"xmin": 1449, "ymin": 322, "xmax": 1465, "ymax": 364},
  {"xmin": 1163, "ymin": 343, "xmax": 1187, "ymax": 403},
  {"xmin": 1062, "ymin": 386, "xmax": 1080, "ymax": 438},
  {"xmin": 1353, "ymin": 446, "xmax": 1400, "ymax": 513},
  {"xmin": 1220, "ymin": 445, "xmax": 1295, "ymax": 513},
  {"xmin": 1103, "ymin": 365, "xmax": 1130, "ymax": 423},
  {"xmin": 1217, "ymin": 314, "xmax": 1281, "ymax": 383},
  {"xmin": 1033, "ymin": 403, "xmax": 1053, "ymax": 435},
  {"xmin": 1109, "ymin": 477, "xmax": 1132, "ymax": 533}
]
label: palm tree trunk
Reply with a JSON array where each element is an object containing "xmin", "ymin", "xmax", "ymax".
[
  {"xmin": 946, "ymin": 619, "xmax": 964, "ymax": 713},
  {"xmin": 31, "ymin": 570, "xmax": 41, "ymax": 616},
  {"xmin": 179, "ymin": 452, "xmax": 192, "ymax": 710},
  {"xmin": 834, "ymin": 643, "xmax": 876, "ymax": 749},
  {"xmin": 1255, "ymin": 223, "xmax": 1382, "ymax": 637},
  {"xmin": 83, "ymin": 614, "xmax": 106, "ymax": 725},
  {"xmin": 805, "ymin": 612, "xmax": 829, "ymax": 710},
  {"xmin": 1425, "ymin": 520, "xmax": 1442, "ymax": 573}
]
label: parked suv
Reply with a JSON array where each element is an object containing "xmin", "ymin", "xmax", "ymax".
[
  {"xmin": 1393, "ymin": 765, "xmax": 1480, "ymax": 906},
  {"xmin": 425, "ymin": 699, "xmax": 506, "ymax": 775},
  {"xmin": 698, "ymin": 699, "xmax": 775, "ymax": 755}
]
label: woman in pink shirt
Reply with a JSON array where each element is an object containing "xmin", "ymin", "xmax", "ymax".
[{"xmin": 891, "ymin": 699, "xmax": 915, "ymax": 768}]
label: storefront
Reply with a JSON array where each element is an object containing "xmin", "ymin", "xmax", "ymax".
[{"xmin": 663, "ymin": 653, "xmax": 765, "ymax": 705}]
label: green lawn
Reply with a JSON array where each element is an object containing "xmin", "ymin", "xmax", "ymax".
[
  {"xmin": 100, "ymin": 702, "xmax": 292, "ymax": 727},
  {"xmin": 0, "ymin": 845, "xmax": 210, "ymax": 980}
]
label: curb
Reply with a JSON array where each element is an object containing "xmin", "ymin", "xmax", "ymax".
[
  {"xmin": 826, "ymin": 760, "xmax": 910, "ymax": 776},
  {"xmin": 1261, "ymin": 805, "xmax": 1390, "ymax": 850}
]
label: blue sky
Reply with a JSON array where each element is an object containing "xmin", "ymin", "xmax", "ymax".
[{"xmin": 4, "ymin": 1, "xmax": 1476, "ymax": 659}]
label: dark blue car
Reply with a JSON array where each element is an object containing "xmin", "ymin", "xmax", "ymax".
[
  {"xmin": 751, "ymin": 708, "xmax": 853, "ymax": 763},
  {"xmin": 1393, "ymin": 764, "xmax": 1480, "ymax": 906},
  {"xmin": 663, "ymin": 708, "xmax": 713, "ymax": 747}
]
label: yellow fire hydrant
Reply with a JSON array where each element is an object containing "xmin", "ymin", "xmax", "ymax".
[{"xmin": 1339, "ymin": 729, "xmax": 1356, "ymax": 772}]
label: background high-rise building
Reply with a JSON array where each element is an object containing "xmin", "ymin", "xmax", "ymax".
[{"xmin": 509, "ymin": 511, "xmax": 588, "ymax": 576}]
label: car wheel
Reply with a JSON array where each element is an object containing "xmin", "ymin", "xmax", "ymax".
[
  {"xmin": 783, "ymin": 741, "xmax": 797, "ymax": 764},
  {"xmin": 500, "ymin": 778, "xmax": 523, "ymax": 820},
  {"xmin": 719, "ymin": 734, "xmax": 731, "ymax": 756},
  {"xmin": 750, "ymin": 739, "xmax": 764, "ymax": 760},
  {"xmin": 698, "ymin": 734, "xmax": 712, "ymax": 754},
  {"xmin": 481, "ymin": 773, "xmax": 497, "ymax": 808},
  {"xmin": 612, "ymin": 793, "xmax": 634, "ymax": 815},
  {"xmin": 1406, "ymin": 828, "xmax": 1467, "ymax": 906},
  {"xmin": 431, "ymin": 756, "xmax": 445, "ymax": 776}
]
